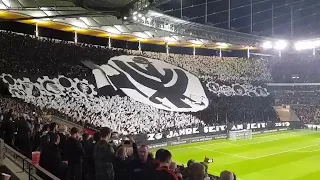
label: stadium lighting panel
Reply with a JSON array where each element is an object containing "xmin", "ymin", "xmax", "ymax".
[
  {"xmin": 313, "ymin": 40, "xmax": 320, "ymax": 47},
  {"xmin": 190, "ymin": 40, "xmax": 203, "ymax": 45},
  {"xmin": 262, "ymin": 41, "xmax": 272, "ymax": 49},
  {"xmin": 33, "ymin": 19, "xmax": 49, "ymax": 24},
  {"xmin": 294, "ymin": 39, "xmax": 320, "ymax": 51},
  {"xmin": 294, "ymin": 41, "xmax": 314, "ymax": 51},
  {"xmin": 274, "ymin": 40, "xmax": 288, "ymax": 50},
  {"xmin": 164, "ymin": 36, "xmax": 177, "ymax": 43},
  {"xmin": 71, "ymin": 20, "xmax": 88, "ymax": 30},
  {"xmin": 134, "ymin": 32, "xmax": 149, "ymax": 39},
  {"xmin": 216, "ymin": 42, "xmax": 229, "ymax": 48},
  {"xmin": 40, "ymin": 7, "xmax": 53, "ymax": 16}
]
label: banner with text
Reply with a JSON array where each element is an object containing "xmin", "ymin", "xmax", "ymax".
[{"xmin": 146, "ymin": 122, "xmax": 296, "ymax": 141}]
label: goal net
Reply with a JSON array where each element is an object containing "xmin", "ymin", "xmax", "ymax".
[{"xmin": 229, "ymin": 129, "xmax": 252, "ymax": 141}]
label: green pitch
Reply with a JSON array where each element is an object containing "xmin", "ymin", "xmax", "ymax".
[{"xmin": 152, "ymin": 130, "xmax": 320, "ymax": 180}]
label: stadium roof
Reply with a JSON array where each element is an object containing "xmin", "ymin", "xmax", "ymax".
[
  {"xmin": 0, "ymin": 0, "xmax": 281, "ymax": 50},
  {"xmin": 157, "ymin": 0, "xmax": 320, "ymax": 39}
]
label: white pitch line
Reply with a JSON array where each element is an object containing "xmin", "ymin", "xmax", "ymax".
[
  {"xmin": 228, "ymin": 138, "xmax": 280, "ymax": 147},
  {"xmin": 195, "ymin": 147, "xmax": 252, "ymax": 159},
  {"xmin": 295, "ymin": 149, "xmax": 320, "ymax": 153},
  {"xmin": 252, "ymin": 144, "xmax": 320, "ymax": 159}
]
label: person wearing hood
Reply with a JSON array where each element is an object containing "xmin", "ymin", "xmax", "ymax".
[
  {"xmin": 1, "ymin": 109, "xmax": 15, "ymax": 146},
  {"xmin": 15, "ymin": 114, "xmax": 31, "ymax": 157},
  {"xmin": 37, "ymin": 124, "xmax": 50, "ymax": 151}
]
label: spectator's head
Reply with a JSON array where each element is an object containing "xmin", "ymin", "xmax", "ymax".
[
  {"xmin": 111, "ymin": 132, "xmax": 118, "ymax": 139},
  {"xmin": 188, "ymin": 163, "xmax": 206, "ymax": 180},
  {"xmin": 157, "ymin": 149, "xmax": 172, "ymax": 167},
  {"xmin": 219, "ymin": 171, "xmax": 235, "ymax": 180},
  {"xmin": 49, "ymin": 122, "xmax": 57, "ymax": 132},
  {"xmin": 82, "ymin": 133, "xmax": 89, "ymax": 141},
  {"xmin": 169, "ymin": 161, "xmax": 177, "ymax": 171},
  {"xmin": 138, "ymin": 145, "xmax": 149, "ymax": 162},
  {"xmin": 70, "ymin": 127, "xmax": 80, "ymax": 139},
  {"xmin": 100, "ymin": 127, "xmax": 112, "ymax": 141},
  {"xmin": 93, "ymin": 131, "xmax": 101, "ymax": 143},
  {"xmin": 115, "ymin": 146, "xmax": 127, "ymax": 160},
  {"xmin": 155, "ymin": 148, "xmax": 165, "ymax": 161},
  {"xmin": 41, "ymin": 124, "xmax": 50, "ymax": 132},
  {"xmin": 59, "ymin": 125, "xmax": 68, "ymax": 134}
]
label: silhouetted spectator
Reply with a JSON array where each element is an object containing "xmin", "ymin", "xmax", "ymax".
[
  {"xmin": 94, "ymin": 127, "xmax": 115, "ymax": 180},
  {"xmin": 65, "ymin": 127, "xmax": 85, "ymax": 180}
]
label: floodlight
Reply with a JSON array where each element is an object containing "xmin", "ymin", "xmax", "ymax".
[
  {"xmin": 123, "ymin": 16, "xmax": 128, "ymax": 20},
  {"xmin": 33, "ymin": 18, "xmax": 50, "ymax": 23},
  {"xmin": 295, "ymin": 41, "xmax": 311, "ymax": 51},
  {"xmin": 137, "ymin": 38, "xmax": 146, "ymax": 41},
  {"xmin": 190, "ymin": 40, "xmax": 203, "ymax": 45},
  {"xmin": 164, "ymin": 36, "xmax": 177, "ymax": 43},
  {"xmin": 274, "ymin": 40, "xmax": 288, "ymax": 50},
  {"xmin": 262, "ymin": 41, "xmax": 272, "ymax": 49},
  {"xmin": 138, "ymin": 14, "xmax": 142, "ymax": 18},
  {"xmin": 216, "ymin": 42, "xmax": 229, "ymax": 48},
  {"xmin": 313, "ymin": 40, "xmax": 320, "ymax": 47},
  {"xmin": 133, "ymin": 16, "xmax": 137, "ymax": 21},
  {"xmin": 133, "ymin": 11, "xmax": 138, "ymax": 15}
]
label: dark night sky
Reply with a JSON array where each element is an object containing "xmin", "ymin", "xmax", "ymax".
[{"xmin": 157, "ymin": 0, "xmax": 320, "ymax": 39}]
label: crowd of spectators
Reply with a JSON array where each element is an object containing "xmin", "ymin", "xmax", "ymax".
[
  {"xmin": 270, "ymin": 85, "xmax": 320, "ymax": 124},
  {"xmin": 271, "ymin": 53, "xmax": 320, "ymax": 83},
  {"xmin": 291, "ymin": 105, "xmax": 320, "ymax": 124},
  {"xmin": 0, "ymin": 96, "xmax": 236, "ymax": 180},
  {"xmin": 0, "ymin": 30, "xmax": 271, "ymax": 83},
  {"xmin": 0, "ymin": 30, "xmax": 279, "ymax": 134}
]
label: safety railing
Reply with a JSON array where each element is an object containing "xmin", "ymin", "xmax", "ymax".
[{"xmin": 0, "ymin": 139, "xmax": 60, "ymax": 180}]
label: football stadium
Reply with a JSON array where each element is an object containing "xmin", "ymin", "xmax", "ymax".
[{"xmin": 1, "ymin": 0, "xmax": 320, "ymax": 180}]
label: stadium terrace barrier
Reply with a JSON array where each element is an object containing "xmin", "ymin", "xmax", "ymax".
[
  {"xmin": 0, "ymin": 139, "xmax": 60, "ymax": 180},
  {"xmin": 51, "ymin": 115, "xmax": 98, "ymax": 136},
  {"xmin": 51, "ymin": 115, "xmax": 84, "ymax": 131}
]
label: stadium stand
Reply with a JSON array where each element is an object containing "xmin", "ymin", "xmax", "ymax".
[
  {"xmin": 0, "ymin": 29, "xmax": 284, "ymax": 180},
  {"xmin": 0, "ymin": 31, "xmax": 278, "ymax": 136}
]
